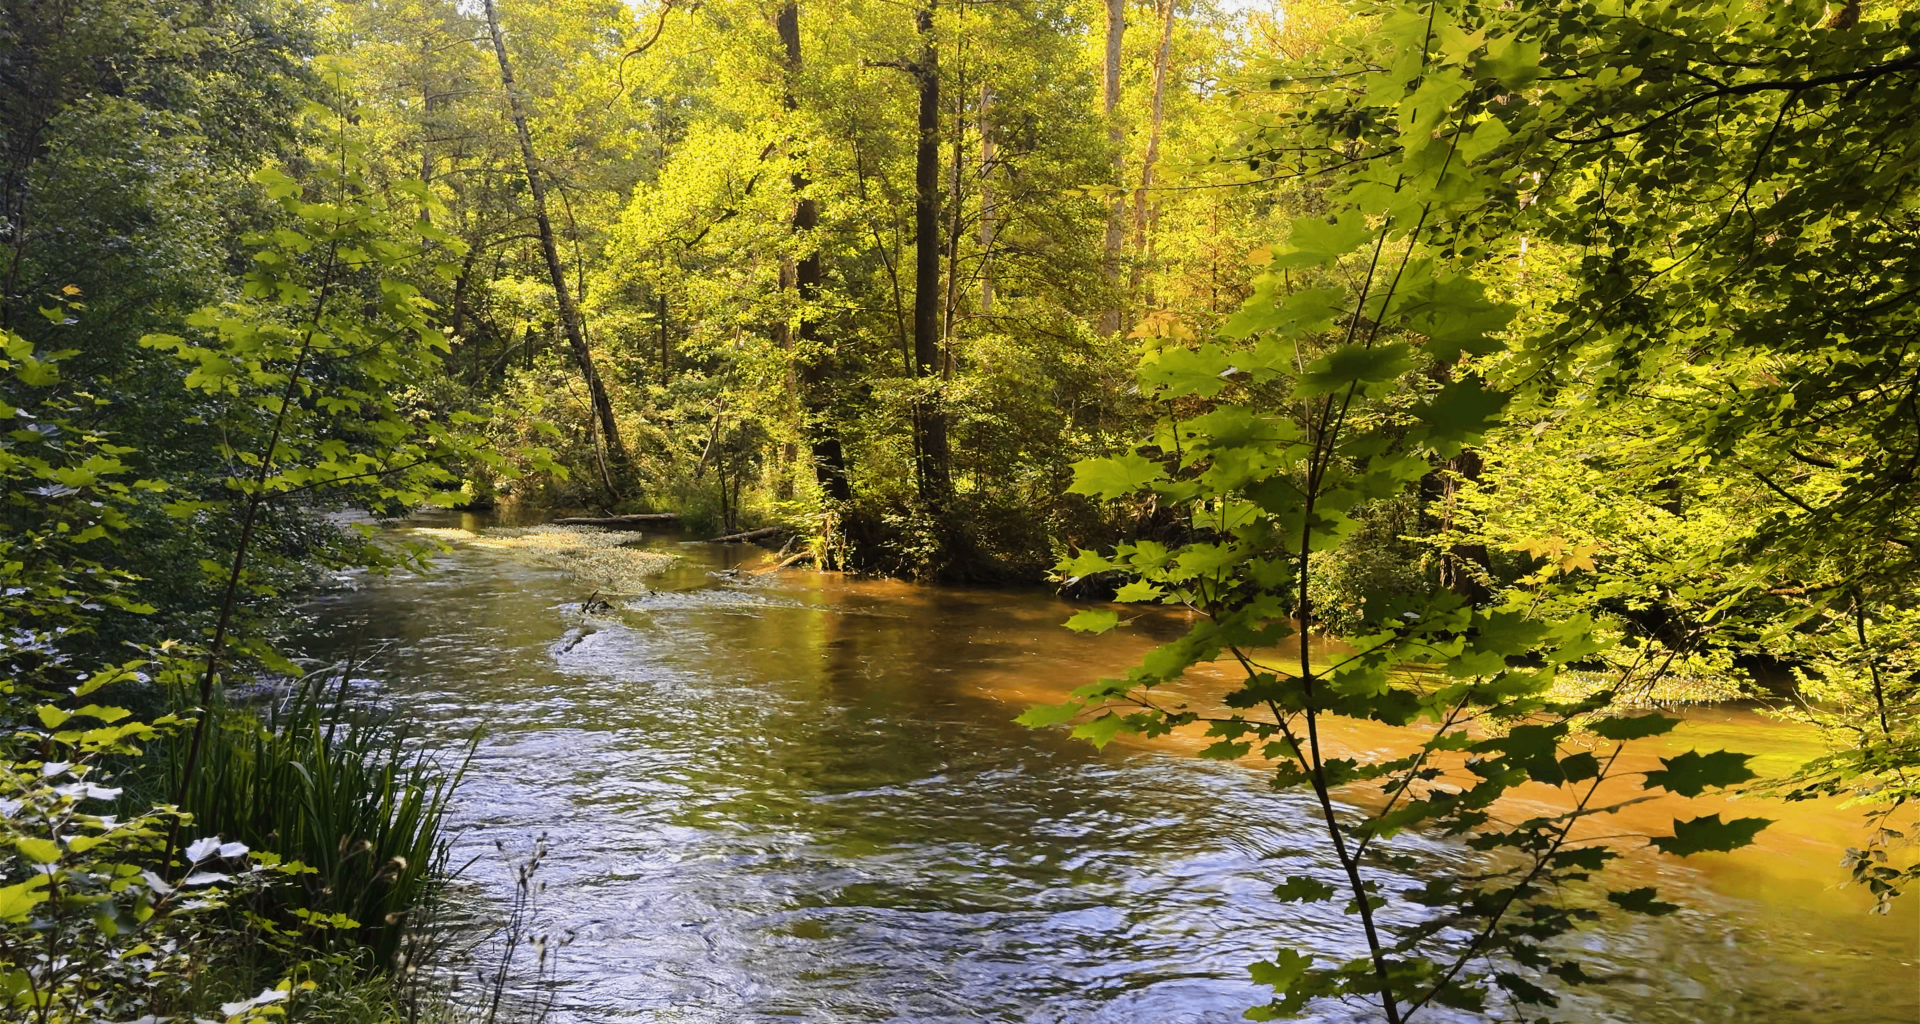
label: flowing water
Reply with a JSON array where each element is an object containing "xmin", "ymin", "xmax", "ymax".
[{"xmin": 293, "ymin": 516, "xmax": 1919, "ymax": 1023}]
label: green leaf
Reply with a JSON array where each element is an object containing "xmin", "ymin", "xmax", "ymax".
[
  {"xmin": 1643, "ymin": 750, "xmax": 1758, "ymax": 798},
  {"xmin": 1015, "ymin": 701, "xmax": 1085, "ymax": 728},
  {"xmin": 1113, "ymin": 580, "xmax": 1165, "ymax": 603},
  {"xmin": 1651, "ymin": 814, "xmax": 1772, "ymax": 856},
  {"xmin": 1272, "ymin": 876, "xmax": 1337, "ymax": 903},
  {"xmin": 15, "ymin": 838, "xmax": 61, "ymax": 864},
  {"xmin": 1067, "ymin": 453, "xmax": 1166, "ymax": 499},
  {"xmin": 0, "ymin": 878, "xmax": 49, "ymax": 920},
  {"xmin": 1607, "ymin": 887, "xmax": 1680, "ymax": 916},
  {"xmin": 1297, "ymin": 343, "xmax": 1414, "ymax": 396},
  {"xmin": 1274, "ymin": 214, "xmax": 1371, "ymax": 270},
  {"xmin": 1477, "ymin": 34, "xmax": 1542, "ymax": 90},
  {"xmin": 1398, "ymin": 274, "xmax": 1515, "ymax": 359},
  {"xmin": 1065, "ymin": 609, "xmax": 1121, "ymax": 634},
  {"xmin": 1072, "ymin": 714, "xmax": 1127, "ymax": 749},
  {"xmin": 1587, "ymin": 714, "xmax": 1680, "ymax": 740},
  {"xmin": 1058, "ymin": 549, "xmax": 1112, "ymax": 578},
  {"xmin": 1415, "ymin": 378, "xmax": 1509, "ymax": 444},
  {"xmin": 1247, "ymin": 947, "xmax": 1315, "ymax": 990},
  {"xmin": 1141, "ymin": 343, "xmax": 1235, "ymax": 397}
]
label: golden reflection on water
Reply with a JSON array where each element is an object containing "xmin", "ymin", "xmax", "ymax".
[{"xmin": 745, "ymin": 551, "xmax": 1917, "ymax": 942}]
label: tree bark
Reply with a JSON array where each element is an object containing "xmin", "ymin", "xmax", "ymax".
[
  {"xmin": 482, "ymin": 0, "xmax": 629, "ymax": 488},
  {"xmin": 943, "ymin": 58, "xmax": 965, "ymax": 369},
  {"xmin": 1128, "ymin": 0, "xmax": 1175, "ymax": 301},
  {"xmin": 1097, "ymin": 0, "xmax": 1126, "ymax": 337},
  {"xmin": 911, "ymin": 0, "xmax": 951, "ymax": 503},
  {"xmin": 1431, "ymin": 448, "xmax": 1493, "ymax": 605},
  {"xmin": 778, "ymin": 0, "xmax": 853, "ymax": 502},
  {"xmin": 978, "ymin": 82, "xmax": 996, "ymax": 315}
]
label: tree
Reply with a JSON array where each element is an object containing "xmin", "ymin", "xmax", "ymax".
[
  {"xmin": 1097, "ymin": 0, "xmax": 1126, "ymax": 335},
  {"xmin": 481, "ymin": 0, "xmax": 630, "ymax": 497},
  {"xmin": 779, "ymin": 0, "xmax": 854, "ymax": 504}
]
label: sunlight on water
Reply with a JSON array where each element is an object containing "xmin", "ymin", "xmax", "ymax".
[{"xmin": 293, "ymin": 516, "xmax": 1918, "ymax": 1024}]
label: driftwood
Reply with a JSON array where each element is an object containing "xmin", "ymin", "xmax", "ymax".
[
  {"xmin": 707, "ymin": 525, "xmax": 788, "ymax": 545},
  {"xmin": 756, "ymin": 550, "xmax": 815, "ymax": 574},
  {"xmin": 551, "ymin": 513, "xmax": 681, "ymax": 529}
]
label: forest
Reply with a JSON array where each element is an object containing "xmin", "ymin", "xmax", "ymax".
[{"xmin": 2, "ymin": 0, "xmax": 1917, "ymax": 1021}]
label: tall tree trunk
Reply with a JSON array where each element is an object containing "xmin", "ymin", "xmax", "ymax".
[
  {"xmin": 911, "ymin": 0, "xmax": 951, "ymax": 503},
  {"xmin": 778, "ymin": 0, "xmax": 853, "ymax": 502},
  {"xmin": 482, "ymin": 0, "xmax": 628, "ymax": 491},
  {"xmin": 1128, "ymin": 0, "xmax": 1175, "ymax": 302},
  {"xmin": 1097, "ymin": 0, "xmax": 1126, "ymax": 337},
  {"xmin": 978, "ymin": 82, "xmax": 995, "ymax": 315},
  {"xmin": 419, "ymin": 36, "xmax": 436, "ymax": 197},
  {"xmin": 943, "ymin": 58, "xmax": 965, "ymax": 367}
]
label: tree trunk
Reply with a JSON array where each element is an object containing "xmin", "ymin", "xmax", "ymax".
[
  {"xmin": 943, "ymin": 59, "xmax": 965, "ymax": 369},
  {"xmin": 1098, "ymin": 0, "xmax": 1126, "ymax": 337},
  {"xmin": 911, "ymin": 0, "xmax": 951, "ymax": 503},
  {"xmin": 1433, "ymin": 449, "xmax": 1493, "ymax": 605},
  {"xmin": 482, "ymin": 0, "xmax": 629, "ymax": 488},
  {"xmin": 778, "ymin": 0, "xmax": 853, "ymax": 503},
  {"xmin": 1128, "ymin": 0, "xmax": 1175, "ymax": 301},
  {"xmin": 978, "ymin": 82, "xmax": 996, "ymax": 315}
]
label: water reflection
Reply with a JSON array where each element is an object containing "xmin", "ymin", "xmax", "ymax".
[{"xmin": 292, "ymin": 521, "xmax": 1918, "ymax": 1023}]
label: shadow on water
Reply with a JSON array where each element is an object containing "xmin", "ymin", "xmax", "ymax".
[{"xmin": 291, "ymin": 514, "xmax": 1918, "ymax": 1024}]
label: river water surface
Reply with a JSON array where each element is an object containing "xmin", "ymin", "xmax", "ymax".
[{"xmin": 294, "ymin": 517, "xmax": 1918, "ymax": 1023}]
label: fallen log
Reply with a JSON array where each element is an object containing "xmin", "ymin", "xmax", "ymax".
[
  {"xmin": 551, "ymin": 513, "xmax": 681, "ymax": 529},
  {"xmin": 707, "ymin": 525, "xmax": 788, "ymax": 545},
  {"xmin": 756, "ymin": 550, "xmax": 815, "ymax": 574}
]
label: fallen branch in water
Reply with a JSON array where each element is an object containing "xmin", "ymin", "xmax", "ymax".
[
  {"xmin": 708, "ymin": 525, "xmax": 788, "ymax": 545},
  {"xmin": 552, "ymin": 513, "xmax": 680, "ymax": 528},
  {"xmin": 757, "ymin": 550, "xmax": 815, "ymax": 573}
]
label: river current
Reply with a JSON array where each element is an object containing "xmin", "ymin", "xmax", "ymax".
[{"xmin": 292, "ymin": 517, "xmax": 1918, "ymax": 1023}]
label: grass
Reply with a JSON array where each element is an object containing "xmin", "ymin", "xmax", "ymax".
[{"xmin": 155, "ymin": 670, "xmax": 470, "ymax": 971}]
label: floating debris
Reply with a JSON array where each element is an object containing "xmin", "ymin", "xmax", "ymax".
[
  {"xmin": 412, "ymin": 524, "xmax": 676, "ymax": 595},
  {"xmin": 1548, "ymin": 668, "xmax": 1747, "ymax": 707}
]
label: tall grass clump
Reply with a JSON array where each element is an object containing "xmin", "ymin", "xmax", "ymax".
[{"xmin": 156, "ymin": 669, "xmax": 472, "ymax": 969}]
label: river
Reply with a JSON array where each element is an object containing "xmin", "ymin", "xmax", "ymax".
[{"xmin": 292, "ymin": 516, "xmax": 1919, "ymax": 1023}]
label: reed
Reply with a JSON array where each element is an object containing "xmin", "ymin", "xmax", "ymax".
[{"xmin": 159, "ymin": 670, "xmax": 471, "ymax": 970}]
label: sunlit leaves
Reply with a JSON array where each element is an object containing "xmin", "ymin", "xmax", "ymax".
[
  {"xmin": 1274, "ymin": 213, "xmax": 1372, "ymax": 270},
  {"xmin": 1067, "ymin": 453, "xmax": 1166, "ymax": 499},
  {"xmin": 1057, "ymin": 549, "xmax": 1112, "ymax": 579},
  {"xmin": 1139, "ymin": 343, "xmax": 1235, "ymax": 398},
  {"xmin": 1476, "ymin": 34, "xmax": 1541, "ymax": 90},
  {"xmin": 1013, "ymin": 702, "xmax": 1084, "ymax": 728},
  {"xmin": 1071, "ymin": 714, "xmax": 1127, "ymax": 749},
  {"xmin": 1064, "ymin": 609, "xmax": 1120, "ymax": 634}
]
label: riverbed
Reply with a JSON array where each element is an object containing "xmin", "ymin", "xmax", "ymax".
[{"xmin": 292, "ymin": 516, "xmax": 1919, "ymax": 1023}]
